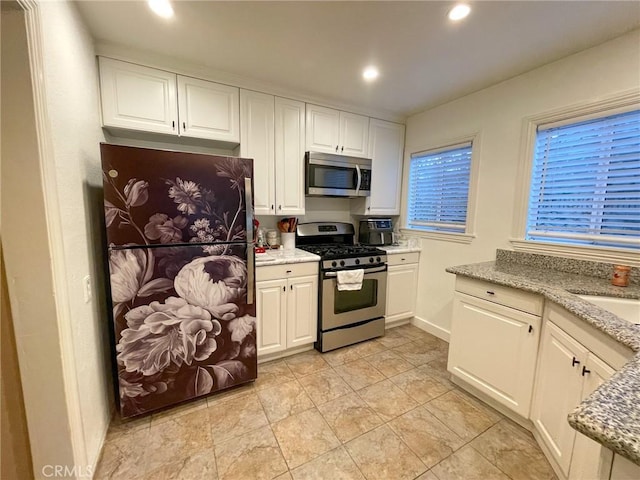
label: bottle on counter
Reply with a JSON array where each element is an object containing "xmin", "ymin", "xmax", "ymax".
[{"xmin": 611, "ymin": 265, "xmax": 631, "ymax": 287}]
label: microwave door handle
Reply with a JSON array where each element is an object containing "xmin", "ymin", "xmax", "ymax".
[{"xmin": 355, "ymin": 164, "xmax": 362, "ymax": 194}]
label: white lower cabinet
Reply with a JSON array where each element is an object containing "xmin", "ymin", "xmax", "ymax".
[
  {"xmin": 385, "ymin": 252, "xmax": 419, "ymax": 324},
  {"xmin": 448, "ymin": 288, "xmax": 542, "ymax": 417},
  {"xmin": 256, "ymin": 263, "xmax": 318, "ymax": 359},
  {"xmin": 532, "ymin": 319, "xmax": 616, "ymax": 480}
]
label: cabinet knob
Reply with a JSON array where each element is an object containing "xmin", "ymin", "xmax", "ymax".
[
  {"xmin": 335, "ymin": 145, "xmax": 339, "ymax": 152},
  {"xmin": 271, "ymin": 204, "xmax": 274, "ymax": 210},
  {"xmin": 183, "ymin": 122, "xmax": 186, "ymax": 130},
  {"xmin": 401, "ymin": 258, "xmax": 406, "ymax": 261},
  {"xmin": 572, "ymin": 357, "xmax": 580, "ymax": 367},
  {"xmin": 290, "ymin": 284, "xmax": 293, "ymax": 291},
  {"xmin": 341, "ymin": 146, "xmax": 344, "ymax": 152},
  {"xmin": 279, "ymin": 205, "xmax": 282, "ymax": 210},
  {"xmin": 172, "ymin": 121, "xmax": 175, "ymax": 129},
  {"xmin": 282, "ymin": 286, "xmax": 286, "ymax": 292},
  {"xmin": 528, "ymin": 325, "xmax": 533, "ymax": 333}
]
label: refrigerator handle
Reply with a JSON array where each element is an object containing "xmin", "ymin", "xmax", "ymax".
[{"xmin": 244, "ymin": 177, "xmax": 255, "ymax": 305}]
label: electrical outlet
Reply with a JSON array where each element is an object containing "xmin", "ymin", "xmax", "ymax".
[{"xmin": 83, "ymin": 275, "xmax": 92, "ymax": 304}]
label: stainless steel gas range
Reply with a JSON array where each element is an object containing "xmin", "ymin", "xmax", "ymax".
[{"xmin": 296, "ymin": 222, "xmax": 387, "ymax": 352}]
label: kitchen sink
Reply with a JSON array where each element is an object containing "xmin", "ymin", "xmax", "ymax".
[{"xmin": 578, "ymin": 295, "xmax": 640, "ymax": 325}]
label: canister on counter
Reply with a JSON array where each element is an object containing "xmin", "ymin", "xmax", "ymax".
[{"xmin": 611, "ymin": 265, "xmax": 631, "ymax": 287}]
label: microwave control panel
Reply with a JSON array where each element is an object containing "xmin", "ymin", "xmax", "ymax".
[{"xmin": 361, "ymin": 170, "xmax": 372, "ymax": 190}]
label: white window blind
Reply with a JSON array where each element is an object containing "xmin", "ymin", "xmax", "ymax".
[
  {"xmin": 527, "ymin": 109, "xmax": 640, "ymax": 249},
  {"xmin": 407, "ymin": 142, "xmax": 472, "ymax": 233}
]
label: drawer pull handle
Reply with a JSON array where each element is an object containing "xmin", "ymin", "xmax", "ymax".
[
  {"xmin": 528, "ymin": 325, "xmax": 533, "ymax": 333},
  {"xmin": 486, "ymin": 291, "xmax": 495, "ymax": 295},
  {"xmin": 401, "ymin": 258, "xmax": 406, "ymax": 261},
  {"xmin": 581, "ymin": 366, "xmax": 591, "ymax": 376},
  {"xmin": 572, "ymin": 357, "xmax": 580, "ymax": 367},
  {"xmin": 290, "ymin": 285, "xmax": 293, "ymax": 291},
  {"xmin": 286, "ymin": 270, "xmax": 292, "ymax": 274}
]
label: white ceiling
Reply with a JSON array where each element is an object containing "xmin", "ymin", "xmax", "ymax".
[{"xmin": 75, "ymin": 1, "xmax": 640, "ymax": 119}]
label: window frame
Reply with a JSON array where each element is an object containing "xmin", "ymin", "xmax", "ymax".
[
  {"xmin": 511, "ymin": 90, "xmax": 640, "ymax": 265},
  {"xmin": 402, "ymin": 133, "xmax": 480, "ymax": 244}
]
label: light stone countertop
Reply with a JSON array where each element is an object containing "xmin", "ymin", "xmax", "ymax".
[
  {"xmin": 446, "ymin": 259, "xmax": 640, "ymax": 465},
  {"xmin": 378, "ymin": 245, "xmax": 422, "ymax": 255},
  {"xmin": 255, "ymin": 248, "xmax": 321, "ymax": 266}
]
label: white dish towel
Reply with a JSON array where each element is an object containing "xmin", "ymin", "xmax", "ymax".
[{"xmin": 336, "ymin": 269, "xmax": 364, "ymax": 291}]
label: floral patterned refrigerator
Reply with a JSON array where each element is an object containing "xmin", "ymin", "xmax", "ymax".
[{"xmin": 101, "ymin": 144, "xmax": 256, "ymax": 418}]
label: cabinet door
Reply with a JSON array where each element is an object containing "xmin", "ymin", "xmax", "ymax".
[
  {"xmin": 386, "ymin": 263, "xmax": 418, "ymax": 323},
  {"xmin": 339, "ymin": 112, "xmax": 369, "ymax": 157},
  {"xmin": 366, "ymin": 120, "xmax": 405, "ymax": 215},
  {"xmin": 286, "ymin": 275, "xmax": 318, "ymax": 349},
  {"xmin": 256, "ymin": 279, "xmax": 287, "ymax": 357},
  {"xmin": 274, "ymin": 97, "xmax": 305, "ymax": 216},
  {"xmin": 532, "ymin": 321, "xmax": 589, "ymax": 477},
  {"xmin": 241, "ymin": 90, "xmax": 275, "ymax": 215},
  {"xmin": 99, "ymin": 57, "xmax": 178, "ymax": 134},
  {"xmin": 306, "ymin": 104, "xmax": 340, "ymax": 153},
  {"xmin": 569, "ymin": 353, "xmax": 615, "ymax": 480},
  {"xmin": 177, "ymin": 76, "xmax": 239, "ymax": 142},
  {"xmin": 448, "ymin": 292, "xmax": 541, "ymax": 417}
]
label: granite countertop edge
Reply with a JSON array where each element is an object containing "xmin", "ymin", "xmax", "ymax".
[
  {"xmin": 378, "ymin": 246, "xmax": 422, "ymax": 254},
  {"xmin": 446, "ymin": 260, "xmax": 640, "ymax": 465},
  {"xmin": 255, "ymin": 249, "xmax": 321, "ymax": 266}
]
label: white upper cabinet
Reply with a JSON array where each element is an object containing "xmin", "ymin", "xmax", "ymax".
[
  {"xmin": 354, "ymin": 119, "xmax": 405, "ymax": 215},
  {"xmin": 306, "ymin": 104, "xmax": 369, "ymax": 157},
  {"xmin": 306, "ymin": 105, "xmax": 340, "ymax": 153},
  {"xmin": 99, "ymin": 57, "xmax": 178, "ymax": 135},
  {"xmin": 99, "ymin": 57, "xmax": 239, "ymax": 143},
  {"xmin": 178, "ymin": 76, "xmax": 239, "ymax": 142},
  {"xmin": 242, "ymin": 92, "xmax": 305, "ymax": 216},
  {"xmin": 240, "ymin": 90, "xmax": 275, "ymax": 215},
  {"xmin": 274, "ymin": 97, "xmax": 305, "ymax": 215},
  {"xmin": 339, "ymin": 111, "xmax": 369, "ymax": 157}
]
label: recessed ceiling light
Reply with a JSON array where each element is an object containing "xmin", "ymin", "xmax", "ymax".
[
  {"xmin": 448, "ymin": 4, "xmax": 471, "ymax": 21},
  {"xmin": 148, "ymin": 0, "xmax": 174, "ymax": 19},
  {"xmin": 363, "ymin": 66, "xmax": 379, "ymax": 82}
]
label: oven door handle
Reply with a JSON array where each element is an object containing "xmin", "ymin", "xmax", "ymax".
[{"xmin": 324, "ymin": 265, "xmax": 387, "ymax": 278}]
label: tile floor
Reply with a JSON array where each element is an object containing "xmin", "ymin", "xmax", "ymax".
[{"xmin": 95, "ymin": 324, "xmax": 557, "ymax": 480}]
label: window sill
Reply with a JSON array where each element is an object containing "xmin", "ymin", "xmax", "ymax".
[
  {"xmin": 401, "ymin": 228, "xmax": 475, "ymax": 244},
  {"xmin": 509, "ymin": 239, "xmax": 640, "ymax": 267}
]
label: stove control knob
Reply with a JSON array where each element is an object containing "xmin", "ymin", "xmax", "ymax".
[
  {"xmin": 355, "ymin": 259, "xmax": 360, "ymax": 265},
  {"xmin": 376, "ymin": 257, "xmax": 381, "ymax": 262},
  {"xmin": 340, "ymin": 260, "xmax": 345, "ymax": 267},
  {"xmin": 369, "ymin": 257, "xmax": 374, "ymax": 263},
  {"xmin": 331, "ymin": 261, "xmax": 337, "ymax": 268}
]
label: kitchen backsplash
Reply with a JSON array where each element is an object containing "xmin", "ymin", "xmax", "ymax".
[{"xmin": 256, "ymin": 197, "xmax": 399, "ymax": 240}]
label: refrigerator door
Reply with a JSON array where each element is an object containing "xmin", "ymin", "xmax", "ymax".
[
  {"xmin": 108, "ymin": 244, "xmax": 256, "ymax": 418},
  {"xmin": 101, "ymin": 144, "xmax": 253, "ymax": 248}
]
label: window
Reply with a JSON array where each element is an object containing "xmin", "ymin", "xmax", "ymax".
[
  {"xmin": 407, "ymin": 142, "xmax": 473, "ymax": 234},
  {"xmin": 526, "ymin": 109, "xmax": 640, "ymax": 250}
]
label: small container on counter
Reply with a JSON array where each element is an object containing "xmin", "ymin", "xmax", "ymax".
[{"xmin": 611, "ymin": 265, "xmax": 631, "ymax": 287}]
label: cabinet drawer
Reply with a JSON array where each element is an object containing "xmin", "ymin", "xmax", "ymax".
[
  {"xmin": 386, "ymin": 252, "xmax": 420, "ymax": 266},
  {"xmin": 257, "ymin": 262, "xmax": 318, "ymax": 281},
  {"xmin": 455, "ymin": 276, "xmax": 543, "ymax": 316}
]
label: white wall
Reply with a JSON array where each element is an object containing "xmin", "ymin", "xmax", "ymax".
[
  {"xmin": 1, "ymin": 7, "xmax": 77, "ymax": 474},
  {"xmin": 37, "ymin": 0, "xmax": 112, "ymax": 471},
  {"xmin": 404, "ymin": 29, "xmax": 640, "ymax": 338}
]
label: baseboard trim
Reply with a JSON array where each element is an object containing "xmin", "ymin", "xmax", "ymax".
[{"xmin": 411, "ymin": 316, "xmax": 450, "ymax": 342}]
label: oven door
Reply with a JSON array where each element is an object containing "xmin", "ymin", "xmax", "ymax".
[{"xmin": 321, "ymin": 266, "xmax": 387, "ymax": 330}]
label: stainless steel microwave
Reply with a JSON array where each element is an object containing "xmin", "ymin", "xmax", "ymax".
[{"xmin": 305, "ymin": 151, "xmax": 372, "ymax": 197}]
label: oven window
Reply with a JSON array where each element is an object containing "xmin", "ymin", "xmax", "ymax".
[
  {"xmin": 334, "ymin": 279, "xmax": 378, "ymax": 314},
  {"xmin": 310, "ymin": 165, "xmax": 357, "ymax": 190}
]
